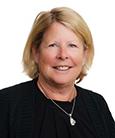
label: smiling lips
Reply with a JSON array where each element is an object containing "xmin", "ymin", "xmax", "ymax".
[{"xmin": 53, "ymin": 65, "xmax": 72, "ymax": 71}]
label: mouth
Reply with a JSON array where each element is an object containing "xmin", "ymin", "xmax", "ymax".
[{"xmin": 53, "ymin": 65, "xmax": 72, "ymax": 71}]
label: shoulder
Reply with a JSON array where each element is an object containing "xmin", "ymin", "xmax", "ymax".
[
  {"xmin": 77, "ymin": 86, "xmax": 115, "ymax": 136},
  {"xmin": 76, "ymin": 85, "xmax": 109, "ymax": 110},
  {"xmin": 0, "ymin": 79, "xmax": 37, "ymax": 135},
  {"xmin": 0, "ymin": 80, "xmax": 33, "ymax": 94},
  {"xmin": 76, "ymin": 85, "xmax": 104, "ymax": 100},
  {"xmin": 76, "ymin": 85, "xmax": 114, "ymax": 118},
  {"xmin": 0, "ymin": 79, "xmax": 36, "ymax": 103},
  {"xmin": 0, "ymin": 79, "xmax": 37, "ymax": 113}
]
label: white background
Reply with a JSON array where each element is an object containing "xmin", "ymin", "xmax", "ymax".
[{"xmin": 0, "ymin": 0, "xmax": 115, "ymax": 119}]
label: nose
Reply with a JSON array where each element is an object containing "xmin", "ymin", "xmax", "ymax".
[{"xmin": 56, "ymin": 47, "xmax": 69, "ymax": 60}]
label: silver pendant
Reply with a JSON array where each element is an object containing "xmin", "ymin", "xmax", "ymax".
[{"xmin": 70, "ymin": 116, "xmax": 76, "ymax": 126}]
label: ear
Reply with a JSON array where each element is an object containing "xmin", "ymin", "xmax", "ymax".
[{"xmin": 32, "ymin": 46, "xmax": 39, "ymax": 64}]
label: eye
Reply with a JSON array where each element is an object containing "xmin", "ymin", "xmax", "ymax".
[
  {"xmin": 69, "ymin": 43, "xmax": 78, "ymax": 48},
  {"xmin": 48, "ymin": 43, "xmax": 57, "ymax": 47}
]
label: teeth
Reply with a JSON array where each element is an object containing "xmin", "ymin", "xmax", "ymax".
[{"xmin": 54, "ymin": 66, "xmax": 70, "ymax": 71}]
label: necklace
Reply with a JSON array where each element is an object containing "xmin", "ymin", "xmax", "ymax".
[{"xmin": 38, "ymin": 81, "xmax": 76, "ymax": 126}]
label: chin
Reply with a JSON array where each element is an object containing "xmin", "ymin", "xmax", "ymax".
[{"xmin": 49, "ymin": 77, "xmax": 75, "ymax": 86}]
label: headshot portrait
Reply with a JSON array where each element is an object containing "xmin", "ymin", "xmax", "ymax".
[{"xmin": 0, "ymin": 1, "xmax": 115, "ymax": 138}]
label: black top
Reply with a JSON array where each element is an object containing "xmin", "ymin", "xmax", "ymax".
[{"xmin": 0, "ymin": 78, "xmax": 115, "ymax": 138}]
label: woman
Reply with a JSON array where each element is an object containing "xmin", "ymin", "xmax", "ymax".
[{"xmin": 0, "ymin": 7, "xmax": 115, "ymax": 138}]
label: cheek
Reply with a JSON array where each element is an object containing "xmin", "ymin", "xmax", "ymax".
[
  {"xmin": 72, "ymin": 52, "xmax": 85, "ymax": 66},
  {"xmin": 39, "ymin": 51, "xmax": 55, "ymax": 66}
]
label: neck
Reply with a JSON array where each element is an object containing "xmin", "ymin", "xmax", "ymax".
[{"xmin": 37, "ymin": 78, "xmax": 77, "ymax": 102}]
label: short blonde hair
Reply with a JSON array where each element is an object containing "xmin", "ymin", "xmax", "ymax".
[{"xmin": 22, "ymin": 7, "xmax": 94, "ymax": 83}]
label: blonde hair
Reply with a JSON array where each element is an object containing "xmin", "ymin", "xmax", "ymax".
[{"xmin": 23, "ymin": 7, "xmax": 94, "ymax": 83}]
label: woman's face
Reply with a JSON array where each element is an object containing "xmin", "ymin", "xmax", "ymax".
[{"xmin": 34, "ymin": 22, "xmax": 87, "ymax": 86}]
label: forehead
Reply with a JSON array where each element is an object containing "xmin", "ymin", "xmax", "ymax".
[{"xmin": 42, "ymin": 22, "xmax": 82, "ymax": 43}]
